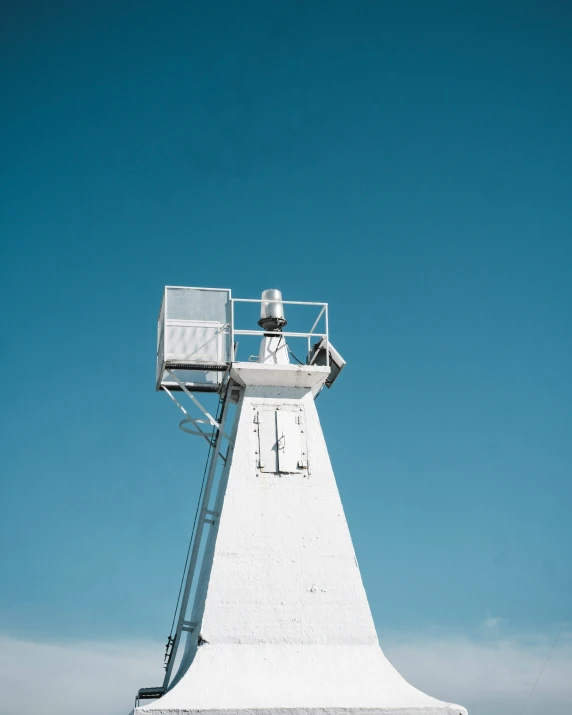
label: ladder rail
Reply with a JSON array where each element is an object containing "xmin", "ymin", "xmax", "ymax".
[{"xmin": 162, "ymin": 389, "xmax": 233, "ymax": 690}]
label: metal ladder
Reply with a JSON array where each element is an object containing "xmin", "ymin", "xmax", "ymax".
[
  {"xmin": 135, "ymin": 375, "xmax": 239, "ymax": 706},
  {"xmin": 160, "ymin": 377, "xmax": 237, "ymax": 691}
]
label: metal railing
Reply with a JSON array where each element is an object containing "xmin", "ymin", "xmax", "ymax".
[{"xmin": 230, "ymin": 298, "xmax": 329, "ymax": 367}]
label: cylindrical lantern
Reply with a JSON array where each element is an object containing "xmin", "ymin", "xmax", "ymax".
[{"xmin": 258, "ymin": 288, "xmax": 287, "ymax": 331}]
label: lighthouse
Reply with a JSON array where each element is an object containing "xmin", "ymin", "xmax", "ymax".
[{"xmin": 134, "ymin": 286, "xmax": 467, "ymax": 715}]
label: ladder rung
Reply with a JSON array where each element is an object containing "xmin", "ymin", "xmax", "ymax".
[{"xmin": 138, "ymin": 687, "xmax": 165, "ymax": 700}]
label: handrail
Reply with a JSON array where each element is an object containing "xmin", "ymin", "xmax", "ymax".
[
  {"xmin": 233, "ymin": 330, "xmax": 326, "ymax": 339},
  {"xmin": 232, "ymin": 298, "xmax": 327, "ymax": 307},
  {"xmin": 230, "ymin": 298, "xmax": 329, "ymax": 367}
]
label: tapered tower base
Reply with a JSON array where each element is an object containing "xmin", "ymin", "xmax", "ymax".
[
  {"xmin": 135, "ymin": 643, "xmax": 466, "ymax": 715},
  {"xmin": 135, "ymin": 363, "xmax": 466, "ymax": 715}
]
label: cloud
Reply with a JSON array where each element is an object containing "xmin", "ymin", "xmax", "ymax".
[
  {"xmin": 481, "ymin": 611, "xmax": 503, "ymax": 631},
  {"xmin": 383, "ymin": 628, "xmax": 572, "ymax": 715},
  {"xmin": 0, "ymin": 629, "xmax": 570, "ymax": 715},
  {"xmin": 0, "ymin": 635, "xmax": 159, "ymax": 715}
]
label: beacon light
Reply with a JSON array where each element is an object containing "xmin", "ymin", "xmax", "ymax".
[{"xmin": 258, "ymin": 288, "xmax": 287, "ymax": 332}]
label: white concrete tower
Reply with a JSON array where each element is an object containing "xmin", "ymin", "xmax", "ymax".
[{"xmin": 137, "ymin": 287, "xmax": 467, "ymax": 715}]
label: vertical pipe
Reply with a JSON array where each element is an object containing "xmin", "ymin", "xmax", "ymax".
[
  {"xmin": 230, "ymin": 297, "xmax": 235, "ymax": 361},
  {"xmin": 325, "ymin": 304, "xmax": 330, "ymax": 367}
]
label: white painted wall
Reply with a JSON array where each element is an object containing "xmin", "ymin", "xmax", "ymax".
[{"xmin": 136, "ymin": 364, "xmax": 467, "ymax": 715}]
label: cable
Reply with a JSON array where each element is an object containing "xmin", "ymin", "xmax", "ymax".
[
  {"xmin": 517, "ymin": 601, "xmax": 571, "ymax": 715},
  {"xmin": 287, "ymin": 344, "xmax": 305, "ymax": 365}
]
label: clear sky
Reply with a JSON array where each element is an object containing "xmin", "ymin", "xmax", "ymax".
[{"xmin": 1, "ymin": 2, "xmax": 571, "ymax": 714}]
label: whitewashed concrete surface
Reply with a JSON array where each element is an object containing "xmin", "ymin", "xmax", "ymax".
[{"xmin": 135, "ymin": 365, "xmax": 467, "ymax": 715}]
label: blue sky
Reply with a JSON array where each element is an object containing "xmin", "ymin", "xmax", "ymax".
[{"xmin": 1, "ymin": 2, "xmax": 571, "ymax": 713}]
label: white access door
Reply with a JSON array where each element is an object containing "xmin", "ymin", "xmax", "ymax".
[{"xmin": 255, "ymin": 406, "xmax": 308, "ymax": 475}]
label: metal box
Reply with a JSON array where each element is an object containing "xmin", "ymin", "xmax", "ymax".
[{"xmin": 157, "ymin": 286, "xmax": 232, "ymax": 392}]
